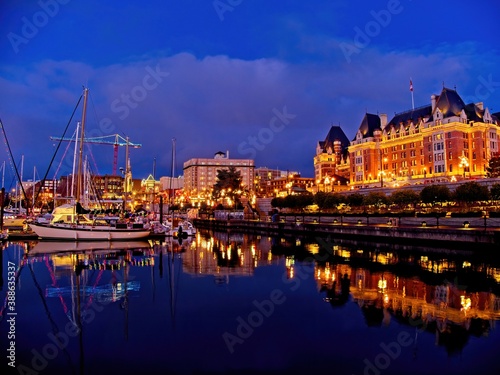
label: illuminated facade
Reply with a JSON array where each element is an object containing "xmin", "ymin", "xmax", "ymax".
[
  {"xmin": 348, "ymin": 87, "xmax": 500, "ymax": 188},
  {"xmin": 183, "ymin": 151, "xmax": 255, "ymax": 198},
  {"xmin": 254, "ymin": 167, "xmax": 288, "ymax": 197},
  {"xmin": 93, "ymin": 174, "xmax": 125, "ymax": 199},
  {"xmin": 312, "ymin": 247, "xmax": 500, "ymax": 329},
  {"xmin": 314, "ymin": 125, "xmax": 351, "ymax": 187},
  {"xmin": 253, "ymin": 168, "xmax": 312, "ymax": 197},
  {"xmin": 182, "ymin": 233, "xmax": 275, "ymax": 278},
  {"xmin": 268, "ymin": 174, "xmax": 315, "ymax": 197}
]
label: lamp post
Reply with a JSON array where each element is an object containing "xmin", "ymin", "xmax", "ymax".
[
  {"xmin": 324, "ymin": 176, "xmax": 330, "ymax": 192},
  {"xmin": 379, "ymin": 154, "xmax": 387, "ymax": 188},
  {"xmin": 459, "ymin": 153, "xmax": 469, "ymax": 179}
]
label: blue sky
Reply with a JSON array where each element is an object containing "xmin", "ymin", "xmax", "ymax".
[{"xmin": 1, "ymin": 0, "xmax": 500, "ymax": 187}]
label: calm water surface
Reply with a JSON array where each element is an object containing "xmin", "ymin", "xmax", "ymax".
[{"xmin": 1, "ymin": 231, "xmax": 500, "ymax": 375}]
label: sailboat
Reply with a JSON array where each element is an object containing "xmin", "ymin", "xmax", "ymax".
[
  {"xmin": 162, "ymin": 138, "xmax": 196, "ymax": 238},
  {"xmin": 29, "ymin": 88, "xmax": 151, "ymax": 241}
]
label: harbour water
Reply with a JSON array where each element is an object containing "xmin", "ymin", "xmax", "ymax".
[{"xmin": 1, "ymin": 231, "xmax": 500, "ymax": 375}]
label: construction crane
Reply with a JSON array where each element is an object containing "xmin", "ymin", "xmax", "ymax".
[{"xmin": 50, "ymin": 134, "xmax": 142, "ymax": 175}]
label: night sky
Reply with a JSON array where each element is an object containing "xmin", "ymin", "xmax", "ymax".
[{"xmin": 1, "ymin": 0, "xmax": 500, "ymax": 188}]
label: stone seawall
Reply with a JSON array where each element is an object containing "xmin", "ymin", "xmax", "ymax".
[{"xmin": 193, "ymin": 218, "xmax": 500, "ymax": 249}]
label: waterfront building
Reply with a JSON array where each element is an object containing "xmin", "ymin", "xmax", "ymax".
[
  {"xmin": 93, "ymin": 174, "xmax": 125, "ymax": 200},
  {"xmin": 254, "ymin": 167, "xmax": 298, "ymax": 197},
  {"xmin": 183, "ymin": 151, "xmax": 255, "ymax": 201},
  {"xmin": 268, "ymin": 174, "xmax": 315, "ymax": 197},
  {"xmin": 160, "ymin": 175, "xmax": 184, "ymax": 193},
  {"xmin": 13, "ymin": 179, "xmax": 58, "ymax": 211},
  {"xmin": 314, "ymin": 125, "xmax": 351, "ymax": 189},
  {"xmin": 347, "ymin": 87, "xmax": 500, "ymax": 188}
]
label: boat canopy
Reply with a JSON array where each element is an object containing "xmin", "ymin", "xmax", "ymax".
[{"xmin": 51, "ymin": 204, "xmax": 93, "ymax": 224}]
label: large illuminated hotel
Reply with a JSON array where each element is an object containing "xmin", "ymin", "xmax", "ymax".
[
  {"xmin": 315, "ymin": 87, "xmax": 500, "ymax": 188},
  {"xmin": 183, "ymin": 151, "xmax": 255, "ymax": 201}
]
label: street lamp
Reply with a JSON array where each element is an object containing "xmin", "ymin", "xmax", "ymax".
[
  {"xmin": 379, "ymin": 155, "xmax": 387, "ymax": 187},
  {"xmin": 459, "ymin": 153, "xmax": 469, "ymax": 179},
  {"xmin": 324, "ymin": 176, "xmax": 330, "ymax": 192}
]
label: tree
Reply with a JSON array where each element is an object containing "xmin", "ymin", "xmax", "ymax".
[
  {"xmin": 364, "ymin": 192, "xmax": 389, "ymax": 208},
  {"xmin": 212, "ymin": 166, "xmax": 243, "ymax": 207},
  {"xmin": 271, "ymin": 197, "xmax": 286, "ymax": 210},
  {"xmin": 314, "ymin": 192, "xmax": 346, "ymax": 211},
  {"xmin": 325, "ymin": 193, "xmax": 347, "ymax": 210},
  {"xmin": 390, "ymin": 190, "xmax": 420, "ymax": 210},
  {"xmin": 287, "ymin": 193, "xmax": 314, "ymax": 211},
  {"xmin": 486, "ymin": 156, "xmax": 500, "ymax": 178},
  {"xmin": 313, "ymin": 192, "xmax": 329, "ymax": 210},
  {"xmin": 454, "ymin": 182, "xmax": 490, "ymax": 205},
  {"xmin": 271, "ymin": 193, "xmax": 314, "ymax": 211},
  {"xmin": 347, "ymin": 192, "xmax": 364, "ymax": 209},
  {"xmin": 490, "ymin": 183, "xmax": 500, "ymax": 202},
  {"xmin": 420, "ymin": 185, "xmax": 451, "ymax": 204}
]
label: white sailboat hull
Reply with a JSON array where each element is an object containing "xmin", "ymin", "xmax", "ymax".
[
  {"xmin": 29, "ymin": 222, "xmax": 151, "ymax": 241},
  {"xmin": 28, "ymin": 240, "xmax": 151, "ymax": 255}
]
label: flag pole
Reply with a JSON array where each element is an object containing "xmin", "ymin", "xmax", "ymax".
[{"xmin": 410, "ymin": 78, "xmax": 415, "ymax": 110}]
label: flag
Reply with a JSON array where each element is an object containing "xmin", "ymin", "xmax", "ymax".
[{"xmin": 409, "ymin": 79, "xmax": 413, "ymax": 92}]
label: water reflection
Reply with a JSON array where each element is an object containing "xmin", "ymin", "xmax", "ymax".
[
  {"xmin": 1, "ymin": 232, "xmax": 500, "ymax": 374},
  {"xmin": 310, "ymin": 239, "xmax": 500, "ymax": 351}
]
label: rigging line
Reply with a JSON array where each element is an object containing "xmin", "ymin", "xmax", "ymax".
[
  {"xmin": 0, "ymin": 118, "xmax": 29, "ymax": 209},
  {"xmin": 90, "ymin": 176, "xmax": 104, "ymax": 209},
  {"xmin": 0, "ymin": 122, "xmax": 18, "ymax": 187},
  {"xmin": 28, "ymin": 262, "xmax": 77, "ymax": 374},
  {"xmin": 83, "ymin": 269, "xmax": 105, "ymax": 310},
  {"xmin": 86, "ymin": 161, "xmax": 105, "ymax": 208},
  {"xmin": 52, "ymin": 127, "xmax": 78, "ymax": 180},
  {"xmin": 173, "ymin": 250, "xmax": 181, "ymax": 321},
  {"xmin": 84, "ymin": 143, "xmax": 100, "ymax": 177},
  {"xmin": 167, "ymin": 248, "xmax": 182, "ymax": 328},
  {"xmin": 34, "ymin": 93, "xmax": 83, "ymax": 205},
  {"xmin": 45, "ymin": 257, "xmax": 69, "ymax": 314},
  {"xmin": 166, "ymin": 250, "xmax": 175, "ymax": 326},
  {"xmin": 169, "ymin": 138, "xmax": 175, "ymax": 204}
]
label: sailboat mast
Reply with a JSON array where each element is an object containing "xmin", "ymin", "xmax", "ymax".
[
  {"xmin": 32, "ymin": 166, "xmax": 36, "ymax": 210},
  {"xmin": 83, "ymin": 156, "xmax": 88, "ymax": 208},
  {"xmin": 123, "ymin": 137, "xmax": 131, "ymax": 211},
  {"xmin": 71, "ymin": 122, "xmax": 80, "ymax": 200},
  {"xmin": 170, "ymin": 138, "xmax": 176, "ymax": 207},
  {"xmin": 76, "ymin": 88, "xmax": 89, "ymax": 204},
  {"xmin": 1, "ymin": 161, "xmax": 5, "ymax": 188},
  {"xmin": 19, "ymin": 155, "xmax": 24, "ymax": 212}
]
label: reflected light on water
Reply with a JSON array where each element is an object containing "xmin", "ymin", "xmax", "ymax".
[{"xmin": 2, "ymin": 232, "xmax": 500, "ymax": 375}]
